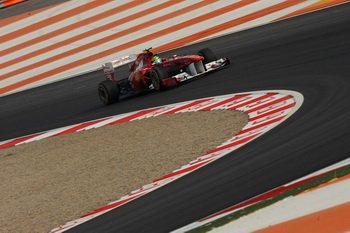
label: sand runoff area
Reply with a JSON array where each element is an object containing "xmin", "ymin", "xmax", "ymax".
[{"xmin": 0, "ymin": 110, "xmax": 248, "ymax": 233}]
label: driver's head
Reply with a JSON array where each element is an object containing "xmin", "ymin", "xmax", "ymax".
[{"xmin": 152, "ymin": 56, "xmax": 162, "ymax": 64}]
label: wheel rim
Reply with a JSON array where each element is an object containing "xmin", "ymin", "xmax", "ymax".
[
  {"xmin": 98, "ymin": 86, "xmax": 108, "ymax": 103},
  {"xmin": 151, "ymin": 72, "xmax": 160, "ymax": 90}
]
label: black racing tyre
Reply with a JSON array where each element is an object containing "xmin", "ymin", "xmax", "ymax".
[
  {"xmin": 151, "ymin": 66, "xmax": 169, "ymax": 91},
  {"xmin": 198, "ymin": 48, "xmax": 217, "ymax": 64},
  {"xmin": 98, "ymin": 80, "xmax": 120, "ymax": 105}
]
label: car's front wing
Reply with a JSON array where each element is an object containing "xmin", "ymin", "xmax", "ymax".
[{"xmin": 164, "ymin": 57, "xmax": 230, "ymax": 86}]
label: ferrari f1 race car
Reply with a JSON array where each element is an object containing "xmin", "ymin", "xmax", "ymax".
[{"xmin": 98, "ymin": 47, "xmax": 230, "ymax": 105}]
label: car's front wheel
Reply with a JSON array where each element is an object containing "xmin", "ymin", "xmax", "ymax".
[
  {"xmin": 151, "ymin": 66, "xmax": 168, "ymax": 91},
  {"xmin": 198, "ymin": 48, "xmax": 217, "ymax": 64},
  {"xmin": 98, "ymin": 80, "xmax": 120, "ymax": 105}
]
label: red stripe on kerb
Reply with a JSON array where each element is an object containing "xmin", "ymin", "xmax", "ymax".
[
  {"xmin": 239, "ymin": 115, "xmax": 287, "ymax": 135},
  {"xmin": 246, "ymin": 95, "xmax": 293, "ymax": 114},
  {"xmin": 200, "ymin": 94, "xmax": 251, "ymax": 111},
  {"xmin": 227, "ymin": 93, "xmax": 278, "ymax": 110},
  {"xmin": 51, "ymin": 193, "xmax": 143, "ymax": 232},
  {"xmin": 249, "ymin": 103, "xmax": 296, "ymax": 122},
  {"xmin": 51, "ymin": 119, "xmax": 107, "ymax": 137},
  {"xmin": 81, "ymin": 193, "xmax": 143, "ymax": 218},
  {"xmin": 3, "ymin": 0, "xmax": 27, "ymax": 7},
  {"xmin": 0, "ymin": 133, "xmax": 44, "ymax": 149},
  {"xmin": 107, "ymin": 108, "xmax": 163, "ymax": 124},
  {"xmin": 153, "ymin": 159, "xmax": 212, "ymax": 182}
]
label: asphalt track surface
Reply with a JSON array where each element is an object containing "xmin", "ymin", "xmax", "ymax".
[{"xmin": 1, "ymin": 2, "xmax": 350, "ymax": 233}]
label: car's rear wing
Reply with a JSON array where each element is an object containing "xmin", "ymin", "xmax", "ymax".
[
  {"xmin": 102, "ymin": 54, "xmax": 136, "ymax": 82},
  {"xmin": 110, "ymin": 54, "xmax": 136, "ymax": 68}
]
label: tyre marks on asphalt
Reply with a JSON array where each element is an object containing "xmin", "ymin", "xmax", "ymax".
[{"xmin": 276, "ymin": 0, "xmax": 349, "ymax": 20}]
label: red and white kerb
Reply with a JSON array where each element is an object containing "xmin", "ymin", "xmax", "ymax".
[{"xmin": 0, "ymin": 90, "xmax": 303, "ymax": 232}]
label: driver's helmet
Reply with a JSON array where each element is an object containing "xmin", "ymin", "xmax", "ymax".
[{"xmin": 152, "ymin": 56, "xmax": 162, "ymax": 64}]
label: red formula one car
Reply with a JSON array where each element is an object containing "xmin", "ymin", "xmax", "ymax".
[{"xmin": 98, "ymin": 47, "xmax": 230, "ymax": 105}]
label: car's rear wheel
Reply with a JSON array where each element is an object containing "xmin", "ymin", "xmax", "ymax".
[
  {"xmin": 198, "ymin": 48, "xmax": 217, "ymax": 64},
  {"xmin": 98, "ymin": 80, "xmax": 120, "ymax": 105},
  {"xmin": 151, "ymin": 66, "xmax": 168, "ymax": 91}
]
